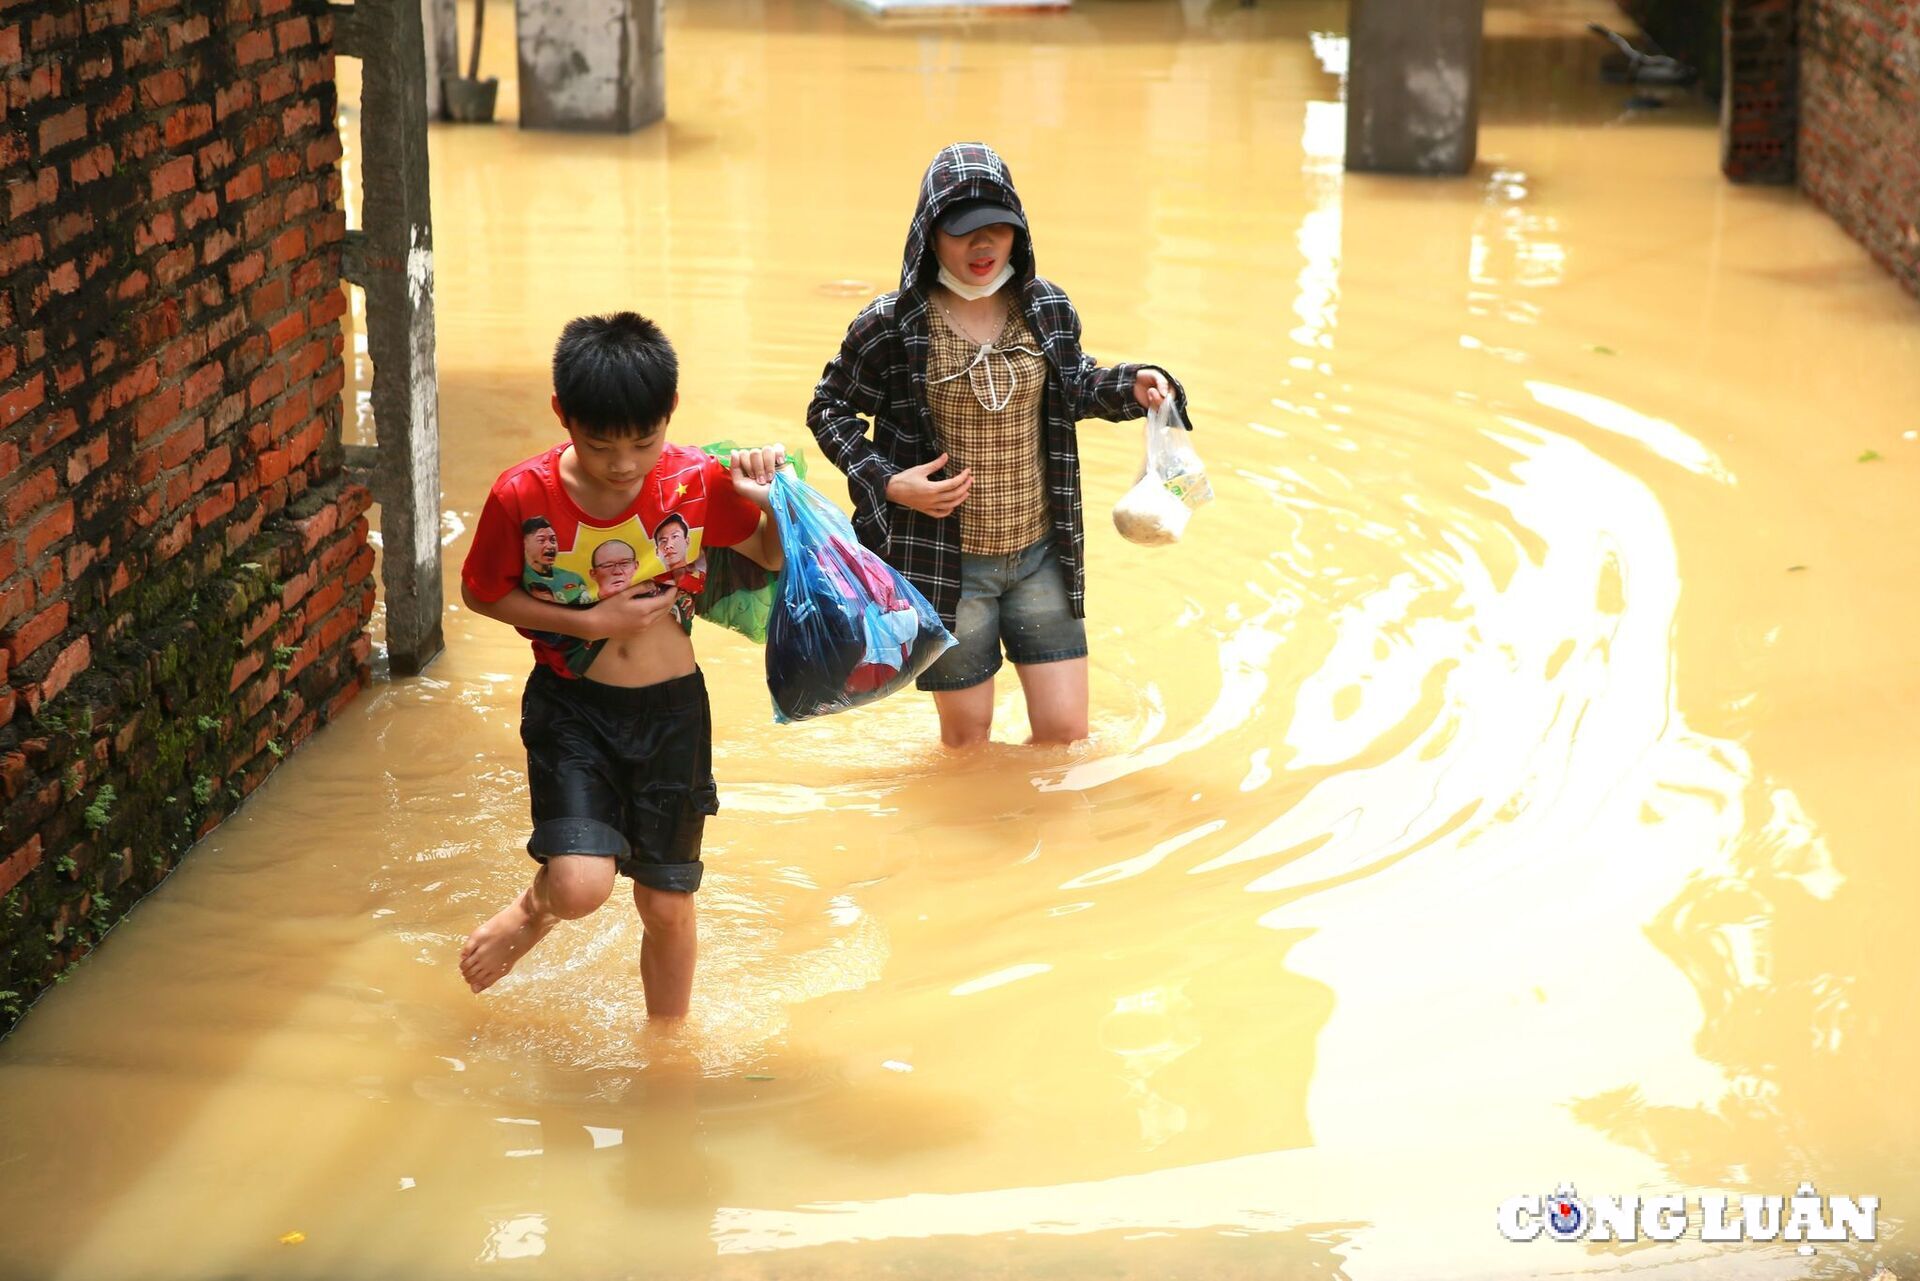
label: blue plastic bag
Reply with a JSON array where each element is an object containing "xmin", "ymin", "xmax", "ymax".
[{"xmin": 764, "ymin": 471, "xmax": 954, "ymax": 723}]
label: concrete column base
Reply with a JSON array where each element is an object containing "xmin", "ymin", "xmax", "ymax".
[
  {"xmin": 515, "ymin": 0, "xmax": 664, "ymax": 132},
  {"xmin": 1344, "ymin": 0, "xmax": 1485, "ymax": 176}
]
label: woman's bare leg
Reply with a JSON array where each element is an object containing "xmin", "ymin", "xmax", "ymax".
[
  {"xmin": 1015, "ymin": 657, "xmax": 1090, "ymax": 745},
  {"xmin": 932, "ymin": 680, "xmax": 996, "ymax": 749}
]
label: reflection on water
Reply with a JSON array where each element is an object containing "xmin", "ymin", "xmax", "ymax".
[{"xmin": 2, "ymin": 0, "xmax": 1917, "ymax": 1278}]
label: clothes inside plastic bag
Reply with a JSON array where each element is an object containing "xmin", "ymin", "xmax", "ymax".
[
  {"xmin": 764, "ymin": 471, "xmax": 954, "ymax": 722},
  {"xmin": 1113, "ymin": 398, "xmax": 1212, "ymax": 546},
  {"xmin": 690, "ymin": 442, "xmax": 807, "ymax": 644}
]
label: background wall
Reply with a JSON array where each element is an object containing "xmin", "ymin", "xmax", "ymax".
[
  {"xmin": 1799, "ymin": 0, "xmax": 1920, "ymax": 298},
  {"xmin": 0, "ymin": 0, "xmax": 371, "ymax": 1032}
]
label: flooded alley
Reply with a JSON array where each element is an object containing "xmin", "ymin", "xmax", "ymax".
[{"xmin": 1, "ymin": 0, "xmax": 1916, "ymax": 1277}]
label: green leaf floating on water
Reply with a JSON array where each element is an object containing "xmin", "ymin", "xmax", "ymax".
[
  {"xmin": 1858, "ymin": 450, "xmax": 1883, "ymax": 462},
  {"xmin": 1588, "ymin": 344, "xmax": 1617, "ymax": 355},
  {"xmin": 745, "ymin": 1074, "xmax": 775, "ymax": 1081},
  {"xmin": 1787, "ymin": 565, "xmax": 1807, "ymax": 572}
]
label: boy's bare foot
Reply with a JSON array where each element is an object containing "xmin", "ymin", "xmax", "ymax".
[{"xmin": 459, "ymin": 897, "xmax": 554, "ymax": 993}]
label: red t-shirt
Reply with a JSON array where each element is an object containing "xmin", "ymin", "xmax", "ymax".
[{"xmin": 462, "ymin": 442, "xmax": 764, "ymax": 677}]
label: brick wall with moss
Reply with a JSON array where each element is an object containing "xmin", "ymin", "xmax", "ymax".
[
  {"xmin": 1799, "ymin": 0, "xmax": 1920, "ymax": 299},
  {"xmin": 0, "ymin": 0, "xmax": 372, "ymax": 1035}
]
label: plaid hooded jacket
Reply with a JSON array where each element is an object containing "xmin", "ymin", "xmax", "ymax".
[{"xmin": 806, "ymin": 142, "xmax": 1191, "ymax": 631}]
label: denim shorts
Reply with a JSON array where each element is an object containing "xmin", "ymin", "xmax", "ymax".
[{"xmin": 916, "ymin": 537, "xmax": 1089, "ymax": 692}]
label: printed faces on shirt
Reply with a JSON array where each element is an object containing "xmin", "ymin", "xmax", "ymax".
[
  {"xmin": 462, "ymin": 443, "xmax": 764, "ymax": 677},
  {"xmin": 519, "ymin": 514, "xmax": 706, "ymax": 603},
  {"xmin": 516, "ymin": 456, "xmax": 713, "ymax": 625}
]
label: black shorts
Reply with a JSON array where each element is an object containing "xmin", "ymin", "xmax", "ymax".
[{"xmin": 520, "ymin": 664, "xmax": 719, "ymax": 893}]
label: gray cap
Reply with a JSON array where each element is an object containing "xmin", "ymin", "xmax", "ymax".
[{"xmin": 938, "ymin": 198, "xmax": 1026, "ymax": 237}]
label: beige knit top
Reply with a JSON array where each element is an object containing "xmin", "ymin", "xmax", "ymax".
[{"xmin": 926, "ymin": 303, "xmax": 1051, "ymax": 556}]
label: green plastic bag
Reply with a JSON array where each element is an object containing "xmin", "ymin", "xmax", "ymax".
[{"xmin": 693, "ymin": 441, "xmax": 807, "ymax": 644}]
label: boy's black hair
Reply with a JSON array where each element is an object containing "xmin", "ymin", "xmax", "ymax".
[
  {"xmin": 552, "ymin": 312, "xmax": 678, "ymax": 437},
  {"xmin": 653, "ymin": 512, "xmax": 690, "ymax": 539},
  {"xmin": 522, "ymin": 515, "xmax": 553, "ymax": 534}
]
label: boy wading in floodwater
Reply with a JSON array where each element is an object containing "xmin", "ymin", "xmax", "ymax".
[
  {"xmin": 808, "ymin": 142, "xmax": 1192, "ymax": 749},
  {"xmin": 458, "ymin": 313, "xmax": 787, "ymax": 1019}
]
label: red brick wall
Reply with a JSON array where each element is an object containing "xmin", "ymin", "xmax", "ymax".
[
  {"xmin": 1800, "ymin": 0, "xmax": 1920, "ymax": 297},
  {"xmin": 0, "ymin": 0, "xmax": 371, "ymax": 1032}
]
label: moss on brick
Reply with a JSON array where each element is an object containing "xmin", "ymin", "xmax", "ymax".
[{"xmin": 1, "ymin": 477, "xmax": 368, "ymax": 1038}]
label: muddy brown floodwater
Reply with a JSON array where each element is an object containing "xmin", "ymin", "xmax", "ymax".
[{"xmin": 2, "ymin": 0, "xmax": 1916, "ymax": 1277}]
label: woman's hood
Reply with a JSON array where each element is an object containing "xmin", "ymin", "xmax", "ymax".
[{"xmin": 899, "ymin": 142, "xmax": 1035, "ymax": 294}]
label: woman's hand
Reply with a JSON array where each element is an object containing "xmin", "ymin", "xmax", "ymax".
[
  {"xmin": 1132, "ymin": 368, "xmax": 1170, "ymax": 411},
  {"xmin": 885, "ymin": 453, "xmax": 973, "ymax": 518}
]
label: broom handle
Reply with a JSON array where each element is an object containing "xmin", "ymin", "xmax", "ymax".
[{"xmin": 467, "ymin": 0, "xmax": 484, "ymax": 81}]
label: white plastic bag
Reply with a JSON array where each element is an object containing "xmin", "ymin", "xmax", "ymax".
[{"xmin": 1113, "ymin": 397, "xmax": 1211, "ymax": 546}]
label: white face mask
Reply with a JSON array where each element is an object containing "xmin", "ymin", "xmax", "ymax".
[{"xmin": 937, "ymin": 262, "xmax": 1015, "ymax": 301}]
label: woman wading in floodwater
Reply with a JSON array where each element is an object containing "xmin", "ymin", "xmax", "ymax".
[{"xmin": 807, "ymin": 142, "xmax": 1193, "ymax": 749}]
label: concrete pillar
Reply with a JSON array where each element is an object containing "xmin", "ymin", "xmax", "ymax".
[
  {"xmin": 515, "ymin": 0, "xmax": 664, "ymax": 132},
  {"xmin": 332, "ymin": 0, "xmax": 448, "ymax": 675},
  {"xmin": 1344, "ymin": 0, "xmax": 1484, "ymax": 176},
  {"xmin": 1721, "ymin": 0, "xmax": 1797, "ymax": 184},
  {"xmin": 421, "ymin": 0, "xmax": 460, "ymax": 118}
]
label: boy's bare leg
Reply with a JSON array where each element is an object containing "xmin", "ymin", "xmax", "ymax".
[
  {"xmin": 460, "ymin": 855, "xmax": 616, "ymax": 993},
  {"xmin": 932, "ymin": 681, "xmax": 996, "ymax": 749},
  {"xmin": 633, "ymin": 885, "xmax": 698, "ymax": 1021},
  {"xmin": 1015, "ymin": 657, "xmax": 1090, "ymax": 745}
]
